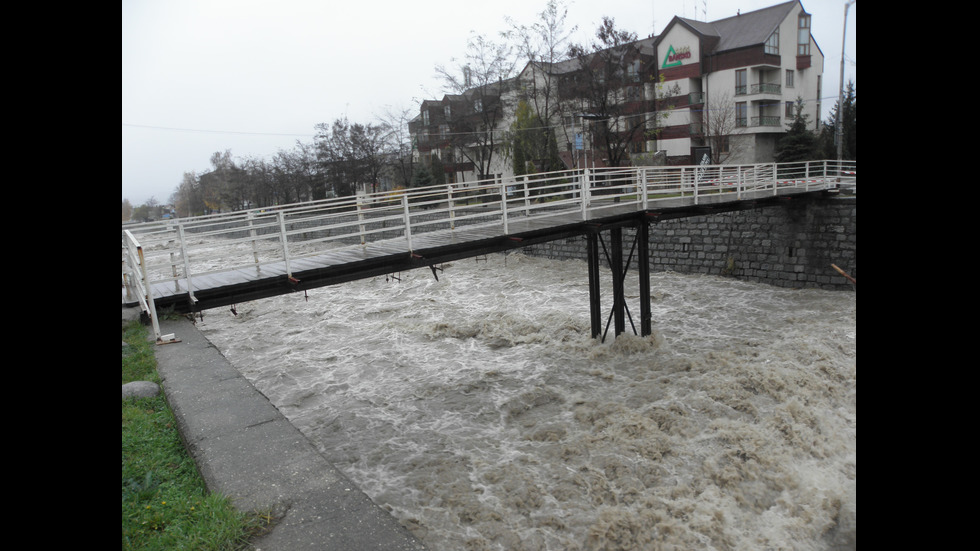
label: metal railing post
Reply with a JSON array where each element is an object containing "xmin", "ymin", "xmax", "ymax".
[
  {"xmin": 277, "ymin": 211, "xmax": 292, "ymax": 278},
  {"xmin": 581, "ymin": 169, "xmax": 591, "ymax": 219},
  {"xmin": 500, "ymin": 183, "xmax": 509, "ymax": 234},
  {"xmin": 640, "ymin": 168, "xmax": 648, "ymax": 210},
  {"xmin": 736, "ymin": 166, "xmax": 743, "ymax": 200},
  {"xmin": 690, "ymin": 167, "xmax": 699, "ymax": 205},
  {"xmin": 401, "ymin": 194, "xmax": 414, "ymax": 252},
  {"xmin": 523, "ymin": 176, "xmax": 530, "ymax": 216},
  {"xmin": 447, "ymin": 184, "xmax": 456, "ymax": 230},
  {"xmin": 176, "ymin": 223, "xmax": 196, "ymax": 306},
  {"xmin": 124, "ymin": 230, "xmax": 177, "ymax": 344},
  {"xmin": 356, "ymin": 192, "xmax": 367, "ymax": 245},
  {"xmin": 247, "ymin": 211, "xmax": 261, "ymax": 268}
]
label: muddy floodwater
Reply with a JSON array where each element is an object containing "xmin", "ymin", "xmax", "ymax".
[{"xmin": 197, "ymin": 252, "xmax": 856, "ymax": 550}]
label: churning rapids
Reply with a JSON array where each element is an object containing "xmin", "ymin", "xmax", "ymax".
[{"xmin": 194, "ymin": 252, "xmax": 855, "ymax": 551}]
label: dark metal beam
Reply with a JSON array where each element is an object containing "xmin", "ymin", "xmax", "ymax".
[
  {"xmin": 586, "ymin": 232, "xmax": 602, "ymax": 339},
  {"xmin": 638, "ymin": 216, "xmax": 651, "ymax": 336}
]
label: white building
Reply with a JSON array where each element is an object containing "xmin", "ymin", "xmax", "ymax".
[
  {"xmin": 412, "ymin": 1, "xmax": 825, "ymax": 183},
  {"xmin": 653, "ymin": 0, "xmax": 824, "ymax": 164}
]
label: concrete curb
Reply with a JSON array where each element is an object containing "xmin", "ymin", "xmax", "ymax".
[{"xmin": 143, "ymin": 312, "xmax": 426, "ymax": 550}]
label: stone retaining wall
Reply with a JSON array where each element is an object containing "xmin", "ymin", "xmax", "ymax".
[{"xmin": 522, "ymin": 195, "xmax": 856, "ymax": 290}]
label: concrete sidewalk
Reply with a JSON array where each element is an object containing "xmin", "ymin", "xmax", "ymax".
[{"xmin": 129, "ymin": 308, "xmax": 426, "ymax": 550}]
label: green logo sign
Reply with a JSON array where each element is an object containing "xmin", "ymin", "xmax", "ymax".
[{"xmin": 661, "ymin": 45, "xmax": 692, "ymax": 68}]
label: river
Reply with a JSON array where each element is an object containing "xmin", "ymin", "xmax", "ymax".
[{"xmin": 196, "ymin": 251, "xmax": 856, "ymax": 550}]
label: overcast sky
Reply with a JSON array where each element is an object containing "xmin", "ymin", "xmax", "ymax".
[{"xmin": 121, "ymin": 0, "xmax": 856, "ymax": 206}]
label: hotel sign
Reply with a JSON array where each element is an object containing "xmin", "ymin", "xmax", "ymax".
[{"xmin": 661, "ymin": 45, "xmax": 692, "ymax": 68}]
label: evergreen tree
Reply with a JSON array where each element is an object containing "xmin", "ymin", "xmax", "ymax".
[
  {"xmin": 818, "ymin": 81, "xmax": 856, "ymax": 160},
  {"xmin": 410, "ymin": 163, "xmax": 433, "ymax": 188},
  {"xmin": 429, "ymin": 155, "xmax": 446, "ymax": 187},
  {"xmin": 775, "ymin": 98, "xmax": 817, "ymax": 163}
]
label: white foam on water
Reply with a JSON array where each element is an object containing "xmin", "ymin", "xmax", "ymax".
[{"xmin": 197, "ymin": 252, "xmax": 856, "ymax": 550}]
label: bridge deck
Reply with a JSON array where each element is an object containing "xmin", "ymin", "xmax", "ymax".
[{"xmin": 135, "ymin": 188, "xmax": 826, "ymax": 315}]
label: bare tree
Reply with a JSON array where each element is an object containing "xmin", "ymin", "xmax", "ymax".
[
  {"xmin": 435, "ymin": 32, "xmax": 518, "ymax": 180},
  {"xmin": 377, "ymin": 106, "xmax": 417, "ymax": 189},
  {"xmin": 173, "ymin": 171, "xmax": 203, "ymax": 217},
  {"xmin": 564, "ymin": 17, "xmax": 652, "ymax": 168},
  {"xmin": 314, "ymin": 117, "xmax": 389, "ymax": 196},
  {"xmin": 198, "ymin": 150, "xmax": 247, "ymax": 212},
  {"xmin": 504, "ymin": 0, "xmax": 577, "ymax": 144},
  {"xmin": 699, "ymin": 92, "xmax": 749, "ymax": 164}
]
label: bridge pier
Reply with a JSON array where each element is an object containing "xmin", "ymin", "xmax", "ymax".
[{"xmin": 586, "ymin": 216, "xmax": 652, "ymax": 341}]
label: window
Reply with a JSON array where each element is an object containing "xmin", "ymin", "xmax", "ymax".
[
  {"xmin": 626, "ymin": 85, "xmax": 642, "ymax": 102},
  {"xmin": 765, "ymin": 27, "xmax": 779, "ymax": 55},
  {"xmin": 422, "ymin": 110, "xmax": 430, "ymax": 125},
  {"xmin": 735, "ymin": 69, "xmax": 747, "ymax": 95},
  {"xmin": 797, "ymin": 14, "xmax": 811, "ymax": 55},
  {"xmin": 785, "ymin": 69, "xmax": 794, "ymax": 88},
  {"xmin": 444, "ymin": 105, "xmax": 451, "ymax": 119},
  {"xmin": 736, "ymin": 102, "xmax": 747, "ymax": 127},
  {"xmin": 474, "ymin": 98, "xmax": 483, "ymax": 113},
  {"xmin": 627, "ymin": 60, "xmax": 641, "ymax": 82},
  {"xmin": 785, "ymin": 101, "xmax": 794, "ymax": 118}
]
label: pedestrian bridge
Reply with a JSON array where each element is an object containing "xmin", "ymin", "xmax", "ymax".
[{"xmin": 123, "ymin": 160, "xmax": 855, "ymax": 343}]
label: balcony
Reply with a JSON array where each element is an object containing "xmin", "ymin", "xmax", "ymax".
[
  {"xmin": 751, "ymin": 115, "xmax": 782, "ymax": 127},
  {"xmin": 737, "ymin": 83, "xmax": 782, "ymax": 97},
  {"xmin": 750, "ymin": 83, "xmax": 781, "ymax": 95}
]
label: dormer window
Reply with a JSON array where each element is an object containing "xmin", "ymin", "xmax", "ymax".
[
  {"xmin": 797, "ymin": 13, "xmax": 811, "ymax": 55},
  {"xmin": 765, "ymin": 27, "xmax": 779, "ymax": 55}
]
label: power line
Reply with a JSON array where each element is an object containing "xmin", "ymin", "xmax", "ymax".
[{"xmin": 122, "ymin": 123, "xmax": 315, "ymax": 138}]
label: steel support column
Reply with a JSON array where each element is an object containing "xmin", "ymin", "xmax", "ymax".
[
  {"xmin": 638, "ymin": 217, "xmax": 651, "ymax": 337},
  {"xmin": 586, "ymin": 232, "xmax": 602, "ymax": 339},
  {"xmin": 610, "ymin": 228, "xmax": 626, "ymax": 336}
]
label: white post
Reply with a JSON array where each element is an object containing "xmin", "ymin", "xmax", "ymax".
[
  {"xmin": 278, "ymin": 211, "xmax": 292, "ymax": 278},
  {"xmin": 247, "ymin": 211, "xmax": 261, "ymax": 268},
  {"xmin": 772, "ymin": 163, "xmax": 778, "ymax": 195},
  {"xmin": 176, "ymin": 223, "xmax": 196, "ymax": 305},
  {"xmin": 523, "ymin": 176, "xmax": 530, "ymax": 215},
  {"xmin": 736, "ymin": 166, "xmax": 743, "ymax": 200},
  {"xmin": 402, "ymin": 194, "xmax": 414, "ymax": 252},
  {"xmin": 500, "ymin": 183, "xmax": 509, "ymax": 234},
  {"xmin": 447, "ymin": 184, "xmax": 456, "ymax": 230},
  {"xmin": 640, "ymin": 168, "xmax": 648, "ymax": 210},
  {"xmin": 356, "ymin": 192, "xmax": 367, "ymax": 245},
  {"xmin": 581, "ymin": 169, "xmax": 591, "ymax": 220}
]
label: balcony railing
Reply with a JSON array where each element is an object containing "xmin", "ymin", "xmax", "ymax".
[
  {"xmin": 751, "ymin": 115, "xmax": 782, "ymax": 127},
  {"xmin": 735, "ymin": 83, "xmax": 782, "ymax": 96},
  {"xmin": 750, "ymin": 82, "xmax": 781, "ymax": 95}
]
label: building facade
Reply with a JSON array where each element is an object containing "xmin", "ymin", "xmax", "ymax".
[
  {"xmin": 654, "ymin": 0, "xmax": 824, "ymax": 164},
  {"xmin": 411, "ymin": 0, "xmax": 824, "ymax": 185}
]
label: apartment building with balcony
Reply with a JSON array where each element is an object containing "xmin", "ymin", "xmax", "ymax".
[
  {"xmin": 653, "ymin": 0, "xmax": 824, "ymax": 163},
  {"xmin": 411, "ymin": 0, "xmax": 824, "ymax": 183}
]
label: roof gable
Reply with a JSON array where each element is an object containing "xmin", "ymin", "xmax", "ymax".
[{"xmin": 657, "ymin": 0, "xmax": 800, "ymax": 55}]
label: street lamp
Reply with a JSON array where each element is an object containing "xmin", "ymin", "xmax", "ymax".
[{"xmin": 836, "ymin": 0, "xmax": 855, "ymax": 163}]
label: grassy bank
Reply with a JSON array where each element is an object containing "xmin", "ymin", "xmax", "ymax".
[{"xmin": 122, "ymin": 320, "xmax": 270, "ymax": 550}]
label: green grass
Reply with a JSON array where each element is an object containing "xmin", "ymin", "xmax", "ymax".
[{"xmin": 122, "ymin": 321, "xmax": 272, "ymax": 550}]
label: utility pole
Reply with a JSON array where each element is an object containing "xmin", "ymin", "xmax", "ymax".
[{"xmin": 836, "ymin": 0, "xmax": 855, "ymax": 162}]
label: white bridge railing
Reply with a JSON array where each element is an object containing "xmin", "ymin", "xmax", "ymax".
[{"xmin": 122, "ymin": 160, "xmax": 854, "ymax": 341}]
